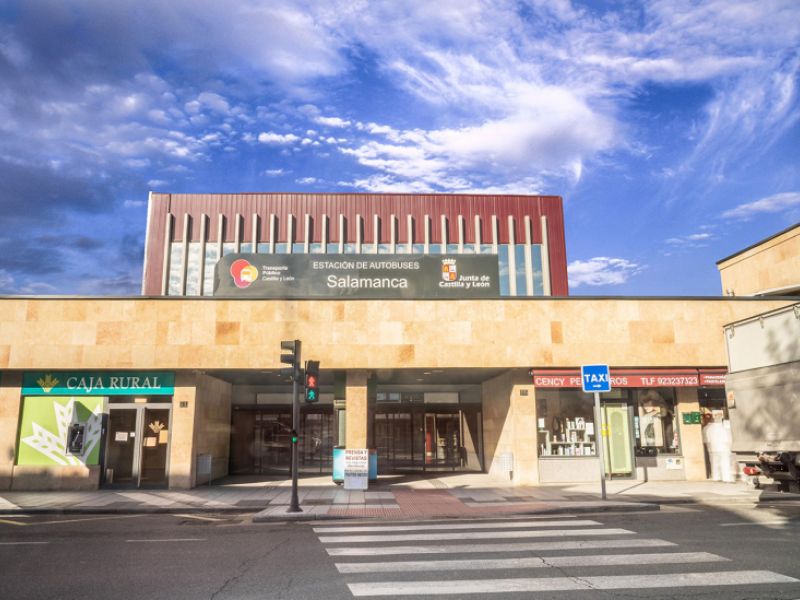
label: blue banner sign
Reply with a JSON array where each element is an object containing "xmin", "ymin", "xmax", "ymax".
[{"xmin": 580, "ymin": 365, "xmax": 612, "ymax": 393}]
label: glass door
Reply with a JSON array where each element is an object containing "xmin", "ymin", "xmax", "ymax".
[
  {"xmin": 140, "ymin": 408, "xmax": 170, "ymax": 487},
  {"xmin": 602, "ymin": 403, "xmax": 634, "ymax": 478},
  {"xmin": 104, "ymin": 408, "xmax": 138, "ymax": 486},
  {"xmin": 103, "ymin": 404, "xmax": 171, "ymax": 488}
]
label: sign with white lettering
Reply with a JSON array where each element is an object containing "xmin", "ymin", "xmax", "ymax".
[
  {"xmin": 344, "ymin": 448, "xmax": 369, "ymax": 491},
  {"xmin": 532, "ymin": 369, "xmax": 726, "ymax": 388},
  {"xmin": 22, "ymin": 372, "xmax": 175, "ymax": 396},
  {"xmin": 581, "ymin": 365, "xmax": 611, "ymax": 393},
  {"xmin": 213, "ymin": 253, "xmax": 499, "ymax": 299}
]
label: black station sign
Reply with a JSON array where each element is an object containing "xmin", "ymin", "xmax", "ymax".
[{"xmin": 213, "ymin": 253, "xmax": 499, "ymax": 299}]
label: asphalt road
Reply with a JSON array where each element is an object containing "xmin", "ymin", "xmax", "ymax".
[{"xmin": 2, "ymin": 501, "xmax": 800, "ymax": 599}]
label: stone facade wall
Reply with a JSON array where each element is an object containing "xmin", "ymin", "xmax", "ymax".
[
  {"xmin": 718, "ymin": 225, "xmax": 800, "ymax": 296},
  {"xmin": 0, "ymin": 298, "xmax": 792, "ymax": 371}
]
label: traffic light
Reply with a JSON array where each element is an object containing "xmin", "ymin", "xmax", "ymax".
[
  {"xmin": 305, "ymin": 360, "xmax": 320, "ymax": 402},
  {"xmin": 290, "ymin": 429, "xmax": 299, "ymax": 444},
  {"xmin": 280, "ymin": 340, "xmax": 301, "ymax": 381}
]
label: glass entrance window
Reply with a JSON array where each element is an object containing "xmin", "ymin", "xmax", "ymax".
[
  {"xmin": 229, "ymin": 408, "xmax": 334, "ymax": 475},
  {"xmin": 376, "ymin": 408, "xmax": 470, "ymax": 471}
]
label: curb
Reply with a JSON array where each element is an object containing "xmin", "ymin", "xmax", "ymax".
[
  {"xmin": 251, "ymin": 501, "xmax": 662, "ymax": 522},
  {"xmin": 0, "ymin": 506, "xmax": 256, "ymax": 516}
]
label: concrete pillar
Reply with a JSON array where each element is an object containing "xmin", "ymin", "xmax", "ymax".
[
  {"xmin": 345, "ymin": 370, "xmax": 369, "ymax": 449},
  {"xmin": 0, "ymin": 372, "xmax": 22, "ymax": 490},
  {"xmin": 677, "ymin": 387, "xmax": 706, "ymax": 481},
  {"xmin": 510, "ymin": 378, "xmax": 538, "ymax": 485},
  {"xmin": 169, "ymin": 372, "xmax": 199, "ymax": 489},
  {"xmin": 481, "ymin": 369, "xmax": 538, "ymax": 485}
]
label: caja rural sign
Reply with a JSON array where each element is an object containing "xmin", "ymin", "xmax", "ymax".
[
  {"xmin": 23, "ymin": 371, "xmax": 175, "ymax": 396},
  {"xmin": 214, "ymin": 253, "xmax": 500, "ymax": 299}
]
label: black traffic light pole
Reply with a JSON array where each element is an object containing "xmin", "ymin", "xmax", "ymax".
[
  {"xmin": 289, "ymin": 361, "xmax": 301, "ymax": 513},
  {"xmin": 281, "ymin": 340, "xmax": 302, "ymax": 514}
]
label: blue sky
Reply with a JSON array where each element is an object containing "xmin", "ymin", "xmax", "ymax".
[{"xmin": 0, "ymin": 0, "xmax": 798, "ymax": 296}]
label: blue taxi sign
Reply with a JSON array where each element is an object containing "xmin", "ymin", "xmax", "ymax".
[{"xmin": 581, "ymin": 364, "xmax": 611, "ymax": 393}]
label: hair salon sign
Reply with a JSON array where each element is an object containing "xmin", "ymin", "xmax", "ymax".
[{"xmin": 23, "ymin": 371, "xmax": 175, "ymax": 396}]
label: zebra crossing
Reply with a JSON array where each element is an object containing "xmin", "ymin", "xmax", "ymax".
[{"xmin": 312, "ymin": 514, "xmax": 800, "ymax": 597}]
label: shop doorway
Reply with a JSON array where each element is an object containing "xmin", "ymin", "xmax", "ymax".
[
  {"xmin": 601, "ymin": 403, "xmax": 635, "ymax": 479},
  {"xmin": 102, "ymin": 404, "xmax": 171, "ymax": 488}
]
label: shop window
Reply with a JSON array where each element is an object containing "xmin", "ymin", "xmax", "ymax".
[
  {"xmin": 536, "ymin": 390, "xmax": 597, "ymax": 457},
  {"xmin": 634, "ymin": 389, "xmax": 680, "ymax": 456}
]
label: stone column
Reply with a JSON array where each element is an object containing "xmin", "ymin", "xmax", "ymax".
[
  {"xmin": 169, "ymin": 372, "xmax": 199, "ymax": 489},
  {"xmin": 0, "ymin": 372, "xmax": 22, "ymax": 490},
  {"xmin": 677, "ymin": 387, "xmax": 706, "ymax": 481},
  {"xmin": 345, "ymin": 370, "xmax": 369, "ymax": 449},
  {"xmin": 510, "ymin": 376, "xmax": 538, "ymax": 485}
]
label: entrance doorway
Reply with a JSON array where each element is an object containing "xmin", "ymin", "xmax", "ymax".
[
  {"xmin": 601, "ymin": 403, "xmax": 635, "ymax": 479},
  {"xmin": 102, "ymin": 404, "xmax": 171, "ymax": 488}
]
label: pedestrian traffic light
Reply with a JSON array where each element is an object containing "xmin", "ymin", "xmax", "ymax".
[
  {"xmin": 305, "ymin": 360, "xmax": 320, "ymax": 402},
  {"xmin": 280, "ymin": 340, "xmax": 301, "ymax": 380},
  {"xmin": 291, "ymin": 429, "xmax": 299, "ymax": 444}
]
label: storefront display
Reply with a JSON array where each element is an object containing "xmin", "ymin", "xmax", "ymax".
[{"xmin": 536, "ymin": 390, "xmax": 597, "ymax": 457}]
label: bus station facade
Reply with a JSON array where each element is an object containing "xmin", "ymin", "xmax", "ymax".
[{"xmin": 0, "ymin": 194, "xmax": 795, "ymax": 490}]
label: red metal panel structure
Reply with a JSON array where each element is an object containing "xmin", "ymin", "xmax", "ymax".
[{"xmin": 142, "ymin": 193, "xmax": 569, "ymax": 296}]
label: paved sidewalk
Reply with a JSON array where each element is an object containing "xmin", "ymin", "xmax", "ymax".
[{"xmin": 0, "ymin": 474, "xmax": 793, "ymax": 520}]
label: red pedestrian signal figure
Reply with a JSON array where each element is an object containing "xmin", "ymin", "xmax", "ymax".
[{"xmin": 305, "ymin": 360, "xmax": 320, "ymax": 403}]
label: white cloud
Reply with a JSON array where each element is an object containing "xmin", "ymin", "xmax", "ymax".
[
  {"xmin": 296, "ymin": 176, "xmax": 318, "ymax": 184},
  {"xmin": 722, "ymin": 192, "xmax": 800, "ymax": 220},
  {"xmin": 258, "ymin": 132, "xmax": 300, "ymax": 145},
  {"xmin": 315, "ymin": 116, "xmax": 351, "ymax": 128},
  {"xmin": 665, "ymin": 232, "xmax": 714, "ymax": 247},
  {"xmin": 262, "ymin": 168, "xmax": 286, "ymax": 177},
  {"xmin": 568, "ymin": 257, "xmax": 645, "ymax": 288}
]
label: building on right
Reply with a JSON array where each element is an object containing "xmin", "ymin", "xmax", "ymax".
[
  {"xmin": 717, "ymin": 223, "xmax": 800, "ymax": 297},
  {"xmin": 719, "ymin": 222, "xmax": 800, "ymax": 489}
]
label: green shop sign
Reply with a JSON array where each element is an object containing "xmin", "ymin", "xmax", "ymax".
[{"xmin": 23, "ymin": 371, "xmax": 175, "ymax": 396}]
